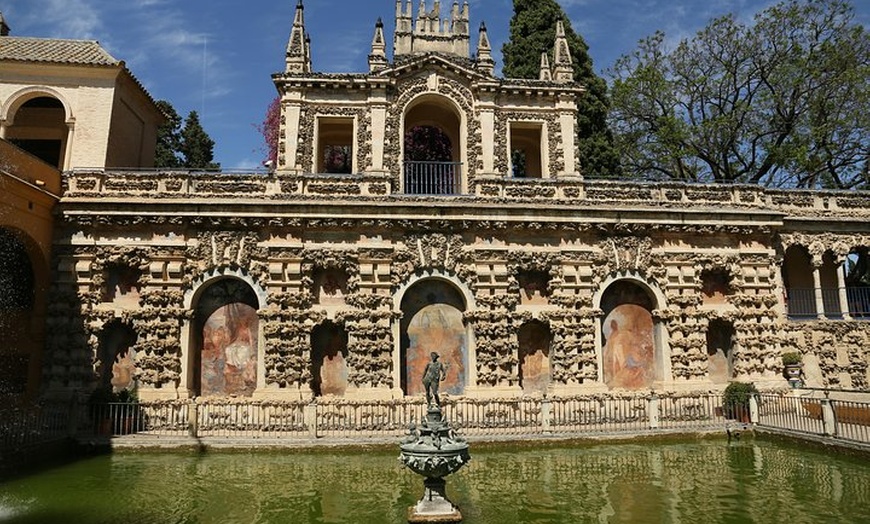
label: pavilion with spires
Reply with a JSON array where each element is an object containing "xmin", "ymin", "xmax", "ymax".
[{"xmin": 274, "ymin": 0, "xmax": 584, "ymax": 191}]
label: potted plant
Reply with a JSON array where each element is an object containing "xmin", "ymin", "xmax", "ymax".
[
  {"xmin": 781, "ymin": 352, "xmax": 803, "ymax": 380},
  {"xmin": 722, "ymin": 381, "xmax": 758, "ymax": 422}
]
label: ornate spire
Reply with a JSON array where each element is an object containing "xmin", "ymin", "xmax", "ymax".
[
  {"xmin": 475, "ymin": 22, "xmax": 495, "ymax": 77},
  {"xmin": 0, "ymin": 12, "xmax": 10, "ymax": 37},
  {"xmin": 552, "ymin": 20, "xmax": 574, "ymax": 83},
  {"xmin": 539, "ymin": 52, "xmax": 552, "ymax": 81},
  {"xmin": 285, "ymin": 0, "xmax": 310, "ymax": 73},
  {"xmin": 369, "ymin": 18, "xmax": 389, "ymax": 72}
]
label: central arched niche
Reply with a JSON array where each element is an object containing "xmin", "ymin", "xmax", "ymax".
[
  {"xmin": 192, "ymin": 278, "xmax": 259, "ymax": 397},
  {"xmin": 518, "ymin": 320, "xmax": 552, "ymax": 393},
  {"xmin": 600, "ymin": 280, "xmax": 657, "ymax": 389},
  {"xmin": 400, "ymin": 279, "xmax": 466, "ymax": 397}
]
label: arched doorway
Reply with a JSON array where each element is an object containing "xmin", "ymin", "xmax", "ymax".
[
  {"xmin": 191, "ymin": 278, "xmax": 259, "ymax": 397},
  {"xmin": 0, "ymin": 229, "xmax": 35, "ymax": 395},
  {"xmin": 402, "ymin": 95, "xmax": 462, "ymax": 195},
  {"xmin": 400, "ymin": 279, "xmax": 467, "ymax": 397},
  {"xmin": 599, "ymin": 280, "xmax": 657, "ymax": 390},
  {"xmin": 518, "ymin": 321, "xmax": 552, "ymax": 393},
  {"xmin": 5, "ymin": 95, "xmax": 68, "ymax": 168},
  {"xmin": 310, "ymin": 321, "xmax": 349, "ymax": 397}
]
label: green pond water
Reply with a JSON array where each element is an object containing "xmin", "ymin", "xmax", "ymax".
[{"xmin": 1, "ymin": 438, "xmax": 869, "ymax": 524}]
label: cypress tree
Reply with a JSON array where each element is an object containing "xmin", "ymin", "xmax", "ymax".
[
  {"xmin": 502, "ymin": 0, "xmax": 619, "ymax": 178},
  {"xmin": 180, "ymin": 111, "xmax": 219, "ymax": 170}
]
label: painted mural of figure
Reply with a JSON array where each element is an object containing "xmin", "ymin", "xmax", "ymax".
[
  {"xmin": 422, "ymin": 352, "xmax": 447, "ymax": 407},
  {"xmin": 603, "ymin": 305, "xmax": 655, "ymax": 389}
]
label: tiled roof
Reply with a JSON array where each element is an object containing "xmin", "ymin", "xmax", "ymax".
[{"xmin": 0, "ymin": 36, "xmax": 120, "ymax": 66}]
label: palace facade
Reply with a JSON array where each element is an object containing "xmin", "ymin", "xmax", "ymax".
[{"xmin": 1, "ymin": 2, "xmax": 868, "ymax": 402}]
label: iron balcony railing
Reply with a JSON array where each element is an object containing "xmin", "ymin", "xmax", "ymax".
[
  {"xmin": 786, "ymin": 287, "xmax": 870, "ymax": 319},
  {"xmin": 403, "ymin": 161, "xmax": 462, "ymax": 195}
]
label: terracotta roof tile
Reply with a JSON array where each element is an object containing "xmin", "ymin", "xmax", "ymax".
[{"xmin": 0, "ymin": 36, "xmax": 120, "ymax": 66}]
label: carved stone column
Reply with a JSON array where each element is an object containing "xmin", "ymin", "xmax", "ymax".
[
  {"xmin": 812, "ymin": 264, "xmax": 825, "ymax": 320},
  {"xmin": 837, "ymin": 261, "xmax": 853, "ymax": 321}
]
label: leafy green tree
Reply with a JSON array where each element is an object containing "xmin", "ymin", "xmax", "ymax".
[
  {"xmin": 179, "ymin": 110, "xmax": 219, "ymax": 170},
  {"xmin": 154, "ymin": 100, "xmax": 182, "ymax": 168},
  {"xmin": 502, "ymin": 0, "xmax": 620, "ymax": 179},
  {"xmin": 609, "ymin": 0, "xmax": 869, "ymax": 188}
]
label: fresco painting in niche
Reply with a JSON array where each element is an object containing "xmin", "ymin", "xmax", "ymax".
[
  {"xmin": 315, "ymin": 268, "xmax": 348, "ymax": 306},
  {"xmin": 312, "ymin": 324, "xmax": 349, "ymax": 396},
  {"xmin": 519, "ymin": 322, "xmax": 551, "ymax": 393},
  {"xmin": 602, "ymin": 304, "xmax": 654, "ymax": 389},
  {"xmin": 406, "ymin": 304, "xmax": 466, "ymax": 396},
  {"xmin": 198, "ymin": 279, "xmax": 258, "ymax": 397}
]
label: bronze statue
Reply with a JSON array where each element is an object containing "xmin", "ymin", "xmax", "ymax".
[{"xmin": 422, "ymin": 352, "xmax": 447, "ymax": 407}]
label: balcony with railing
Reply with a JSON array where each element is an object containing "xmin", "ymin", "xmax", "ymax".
[
  {"xmin": 786, "ymin": 287, "xmax": 870, "ymax": 320},
  {"xmin": 403, "ymin": 161, "xmax": 462, "ymax": 195}
]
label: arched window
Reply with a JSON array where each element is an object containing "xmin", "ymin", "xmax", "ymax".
[
  {"xmin": 6, "ymin": 96, "xmax": 67, "ymax": 168},
  {"xmin": 403, "ymin": 95, "xmax": 462, "ymax": 195},
  {"xmin": 845, "ymin": 246, "xmax": 870, "ymax": 318}
]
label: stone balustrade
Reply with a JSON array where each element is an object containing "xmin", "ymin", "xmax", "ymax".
[{"xmin": 62, "ymin": 169, "xmax": 870, "ymax": 219}]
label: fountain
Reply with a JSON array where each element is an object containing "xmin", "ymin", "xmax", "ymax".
[{"xmin": 399, "ymin": 352, "xmax": 471, "ymax": 523}]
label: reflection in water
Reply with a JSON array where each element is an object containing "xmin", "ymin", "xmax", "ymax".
[{"xmin": 2, "ymin": 440, "xmax": 870, "ymax": 523}]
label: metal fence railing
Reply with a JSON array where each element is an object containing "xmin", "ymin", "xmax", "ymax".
[
  {"xmin": 7, "ymin": 391, "xmax": 869, "ymax": 447},
  {"xmin": 403, "ymin": 161, "xmax": 462, "ymax": 195},
  {"xmin": 0, "ymin": 403, "xmax": 71, "ymax": 450},
  {"xmin": 786, "ymin": 287, "xmax": 870, "ymax": 320},
  {"xmin": 757, "ymin": 391, "xmax": 870, "ymax": 445}
]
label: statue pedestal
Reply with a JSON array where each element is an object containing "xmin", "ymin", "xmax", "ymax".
[
  {"xmin": 407, "ymin": 477, "xmax": 462, "ymax": 523},
  {"xmin": 399, "ymin": 405, "xmax": 469, "ymax": 524}
]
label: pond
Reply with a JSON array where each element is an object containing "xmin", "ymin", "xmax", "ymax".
[{"xmin": 1, "ymin": 437, "xmax": 869, "ymax": 523}]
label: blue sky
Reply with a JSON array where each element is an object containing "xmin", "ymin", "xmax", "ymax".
[{"xmin": 4, "ymin": 0, "xmax": 869, "ymax": 170}]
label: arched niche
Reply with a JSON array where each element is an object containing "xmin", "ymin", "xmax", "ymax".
[
  {"xmin": 4, "ymin": 91, "xmax": 71, "ymax": 169},
  {"xmin": 398, "ymin": 276, "xmax": 468, "ymax": 397},
  {"xmin": 402, "ymin": 93, "xmax": 464, "ymax": 195},
  {"xmin": 706, "ymin": 319, "xmax": 734, "ymax": 384},
  {"xmin": 518, "ymin": 320, "xmax": 552, "ymax": 394},
  {"xmin": 312, "ymin": 267, "xmax": 349, "ymax": 306},
  {"xmin": 0, "ymin": 228, "xmax": 36, "ymax": 395},
  {"xmin": 596, "ymin": 277, "xmax": 662, "ymax": 390},
  {"xmin": 98, "ymin": 321, "xmax": 138, "ymax": 392},
  {"xmin": 189, "ymin": 277, "xmax": 260, "ymax": 397},
  {"xmin": 310, "ymin": 321, "xmax": 349, "ymax": 397}
]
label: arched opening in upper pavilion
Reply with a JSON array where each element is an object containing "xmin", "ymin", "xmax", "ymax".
[
  {"xmin": 598, "ymin": 279, "xmax": 659, "ymax": 390},
  {"xmin": 5, "ymin": 95, "xmax": 69, "ymax": 169},
  {"xmin": 0, "ymin": 228, "xmax": 36, "ymax": 395},
  {"xmin": 402, "ymin": 94, "xmax": 462, "ymax": 195},
  {"xmin": 189, "ymin": 277, "xmax": 259, "ymax": 397},
  {"xmin": 399, "ymin": 278, "xmax": 467, "ymax": 397}
]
